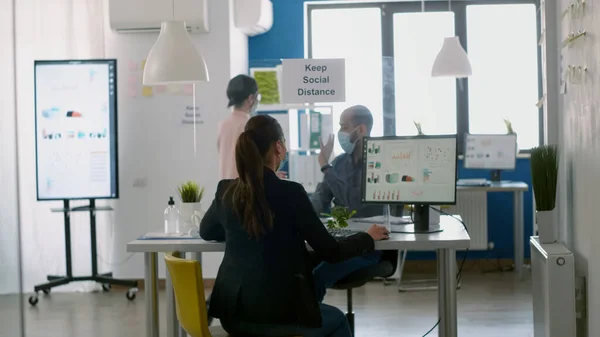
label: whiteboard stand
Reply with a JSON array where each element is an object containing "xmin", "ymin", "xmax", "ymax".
[{"xmin": 27, "ymin": 199, "xmax": 138, "ymax": 306}]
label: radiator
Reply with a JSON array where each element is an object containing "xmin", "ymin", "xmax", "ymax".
[
  {"xmin": 445, "ymin": 191, "xmax": 488, "ymax": 250},
  {"xmin": 530, "ymin": 237, "xmax": 575, "ymax": 337}
]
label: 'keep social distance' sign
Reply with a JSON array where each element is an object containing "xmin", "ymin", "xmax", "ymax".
[{"xmin": 282, "ymin": 58, "xmax": 346, "ymax": 104}]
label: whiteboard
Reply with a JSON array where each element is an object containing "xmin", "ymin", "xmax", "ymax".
[{"xmin": 34, "ymin": 59, "xmax": 119, "ymax": 200}]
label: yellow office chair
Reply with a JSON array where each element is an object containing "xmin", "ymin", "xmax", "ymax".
[
  {"xmin": 164, "ymin": 253, "xmax": 227, "ymax": 337},
  {"xmin": 165, "ymin": 253, "xmax": 303, "ymax": 337}
]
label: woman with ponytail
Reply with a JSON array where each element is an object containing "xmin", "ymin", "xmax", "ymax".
[{"xmin": 200, "ymin": 115, "xmax": 389, "ymax": 337}]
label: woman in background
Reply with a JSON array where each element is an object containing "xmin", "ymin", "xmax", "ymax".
[{"xmin": 200, "ymin": 115, "xmax": 389, "ymax": 337}]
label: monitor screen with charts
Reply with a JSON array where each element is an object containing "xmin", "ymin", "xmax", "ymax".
[
  {"xmin": 34, "ymin": 59, "xmax": 119, "ymax": 200},
  {"xmin": 361, "ymin": 135, "xmax": 458, "ymax": 205},
  {"xmin": 464, "ymin": 134, "xmax": 517, "ymax": 170}
]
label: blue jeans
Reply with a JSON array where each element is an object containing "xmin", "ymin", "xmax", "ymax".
[
  {"xmin": 221, "ymin": 303, "xmax": 352, "ymax": 337},
  {"xmin": 313, "ymin": 251, "xmax": 382, "ymax": 302}
]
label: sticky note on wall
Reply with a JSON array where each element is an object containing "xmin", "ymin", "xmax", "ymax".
[
  {"xmin": 141, "ymin": 60, "xmax": 147, "ymax": 71},
  {"xmin": 142, "ymin": 86, "xmax": 153, "ymax": 97}
]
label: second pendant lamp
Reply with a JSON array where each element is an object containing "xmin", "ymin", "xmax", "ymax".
[{"xmin": 143, "ymin": 21, "xmax": 209, "ymax": 85}]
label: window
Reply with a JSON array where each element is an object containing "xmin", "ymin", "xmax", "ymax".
[
  {"xmin": 466, "ymin": 4, "xmax": 540, "ymax": 150},
  {"xmin": 306, "ymin": 1, "xmax": 542, "ymax": 152},
  {"xmin": 309, "ymin": 7, "xmax": 383, "ymax": 155},
  {"xmin": 394, "ymin": 12, "xmax": 457, "ymax": 136}
]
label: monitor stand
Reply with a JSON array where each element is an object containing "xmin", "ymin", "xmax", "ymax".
[
  {"xmin": 411, "ymin": 204, "xmax": 443, "ymax": 234},
  {"xmin": 490, "ymin": 170, "xmax": 502, "ymax": 182}
]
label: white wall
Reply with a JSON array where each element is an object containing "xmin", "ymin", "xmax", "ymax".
[
  {"xmin": 0, "ymin": 0, "xmax": 21, "ymax": 295},
  {"xmin": 105, "ymin": 0, "xmax": 248, "ymax": 279},
  {"xmin": 556, "ymin": 0, "xmax": 600, "ymax": 335}
]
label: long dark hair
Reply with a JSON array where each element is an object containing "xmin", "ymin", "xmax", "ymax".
[{"xmin": 227, "ymin": 115, "xmax": 284, "ymax": 238}]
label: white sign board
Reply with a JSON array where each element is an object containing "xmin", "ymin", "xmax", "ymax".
[{"xmin": 282, "ymin": 58, "xmax": 346, "ymax": 104}]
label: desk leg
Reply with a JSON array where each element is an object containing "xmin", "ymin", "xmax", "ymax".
[
  {"xmin": 437, "ymin": 248, "xmax": 457, "ymax": 337},
  {"xmin": 514, "ymin": 191, "xmax": 525, "ymax": 280},
  {"xmin": 144, "ymin": 252, "xmax": 159, "ymax": 337}
]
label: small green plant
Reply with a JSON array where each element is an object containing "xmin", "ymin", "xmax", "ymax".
[
  {"xmin": 413, "ymin": 121, "xmax": 424, "ymax": 135},
  {"xmin": 177, "ymin": 181, "xmax": 204, "ymax": 203},
  {"xmin": 321, "ymin": 206, "xmax": 357, "ymax": 229},
  {"xmin": 503, "ymin": 118, "xmax": 515, "ymax": 134},
  {"xmin": 530, "ymin": 145, "xmax": 558, "ymax": 211}
]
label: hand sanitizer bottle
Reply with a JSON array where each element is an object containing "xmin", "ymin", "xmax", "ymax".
[{"xmin": 164, "ymin": 197, "xmax": 180, "ymax": 234}]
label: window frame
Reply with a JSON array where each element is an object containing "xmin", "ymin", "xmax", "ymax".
[{"xmin": 305, "ymin": 0, "xmax": 543, "ymax": 154}]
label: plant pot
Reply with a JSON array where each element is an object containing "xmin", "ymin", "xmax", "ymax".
[
  {"xmin": 536, "ymin": 209, "xmax": 556, "ymax": 244},
  {"xmin": 180, "ymin": 202, "xmax": 202, "ymax": 233}
]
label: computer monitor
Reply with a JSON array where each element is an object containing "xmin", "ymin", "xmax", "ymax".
[
  {"xmin": 464, "ymin": 134, "xmax": 517, "ymax": 182},
  {"xmin": 361, "ymin": 135, "xmax": 458, "ymax": 233}
]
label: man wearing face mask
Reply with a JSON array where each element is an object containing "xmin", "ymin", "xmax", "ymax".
[
  {"xmin": 311, "ymin": 105, "xmax": 381, "ymax": 217},
  {"xmin": 309, "ymin": 105, "xmax": 384, "ymax": 303}
]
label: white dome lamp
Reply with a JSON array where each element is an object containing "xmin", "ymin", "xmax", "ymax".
[
  {"xmin": 143, "ymin": 10, "xmax": 209, "ymax": 84},
  {"xmin": 431, "ymin": 36, "xmax": 472, "ymax": 78},
  {"xmin": 431, "ymin": 0, "xmax": 472, "ymax": 78}
]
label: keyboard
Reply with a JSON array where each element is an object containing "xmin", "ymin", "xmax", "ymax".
[
  {"xmin": 327, "ymin": 228, "xmax": 357, "ymax": 238},
  {"xmin": 457, "ymin": 179, "xmax": 491, "ymax": 186}
]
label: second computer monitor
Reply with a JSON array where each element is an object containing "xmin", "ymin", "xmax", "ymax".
[
  {"xmin": 361, "ymin": 135, "xmax": 457, "ymax": 232},
  {"xmin": 464, "ymin": 134, "xmax": 517, "ymax": 181}
]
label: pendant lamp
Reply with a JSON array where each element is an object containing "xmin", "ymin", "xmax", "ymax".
[
  {"xmin": 431, "ymin": 0, "xmax": 472, "ymax": 78},
  {"xmin": 431, "ymin": 36, "xmax": 472, "ymax": 78},
  {"xmin": 143, "ymin": 21, "xmax": 209, "ymax": 85}
]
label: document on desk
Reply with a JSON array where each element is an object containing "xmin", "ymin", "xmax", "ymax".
[
  {"xmin": 353, "ymin": 215, "xmax": 413, "ymax": 225},
  {"xmin": 139, "ymin": 232, "xmax": 197, "ymax": 240}
]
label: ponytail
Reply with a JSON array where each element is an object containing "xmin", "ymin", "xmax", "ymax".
[{"xmin": 228, "ymin": 130, "xmax": 273, "ymax": 238}]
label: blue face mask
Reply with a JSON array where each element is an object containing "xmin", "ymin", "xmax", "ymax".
[{"xmin": 338, "ymin": 128, "xmax": 359, "ymax": 154}]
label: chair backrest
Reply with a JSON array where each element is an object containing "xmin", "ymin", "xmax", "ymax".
[{"xmin": 164, "ymin": 253, "xmax": 212, "ymax": 337}]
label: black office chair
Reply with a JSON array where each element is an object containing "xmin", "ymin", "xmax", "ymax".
[{"xmin": 331, "ymin": 250, "xmax": 399, "ymax": 336}]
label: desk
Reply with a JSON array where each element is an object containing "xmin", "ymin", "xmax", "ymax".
[
  {"xmin": 127, "ymin": 215, "xmax": 470, "ymax": 337},
  {"xmin": 457, "ymin": 181, "xmax": 528, "ymax": 280}
]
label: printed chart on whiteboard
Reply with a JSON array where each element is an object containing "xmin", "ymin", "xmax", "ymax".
[{"xmin": 363, "ymin": 137, "xmax": 456, "ymax": 203}]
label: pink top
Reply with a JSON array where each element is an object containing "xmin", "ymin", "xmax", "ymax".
[{"xmin": 217, "ymin": 110, "xmax": 250, "ymax": 180}]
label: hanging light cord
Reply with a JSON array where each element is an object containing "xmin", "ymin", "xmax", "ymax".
[{"xmin": 193, "ymin": 84, "xmax": 197, "ymax": 156}]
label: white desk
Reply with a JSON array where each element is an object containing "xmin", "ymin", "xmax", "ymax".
[
  {"xmin": 127, "ymin": 215, "xmax": 470, "ymax": 337},
  {"xmin": 457, "ymin": 181, "xmax": 528, "ymax": 279}
]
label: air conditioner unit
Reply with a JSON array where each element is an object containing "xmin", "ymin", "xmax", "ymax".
[
  {"xmin": 109, "ymin": 0, "xmax": 209, "ymax": 34},
  {"xmin": 235, "ymin": 0, "xmax": 273, "ymax": 37}
]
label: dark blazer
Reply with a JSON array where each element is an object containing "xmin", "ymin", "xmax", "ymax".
[{"xmin": 200, "ymin": 169, "xmax": 375, "ymax": 328}]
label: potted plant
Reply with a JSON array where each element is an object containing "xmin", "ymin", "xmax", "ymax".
[
  {"xmin": 177, "ymin": 181, "xmax": 205, "ymax": 231},
  {"xmin": 321, "ymin": 206, "xmax": 356, "ymax": 230},
  {"xmin": 530, "ymin": 145, "xmax": 558, "ymax": 243},
  {"xmin": 413, "ymin": 121, "xmax": 424, "ymax": 135}
]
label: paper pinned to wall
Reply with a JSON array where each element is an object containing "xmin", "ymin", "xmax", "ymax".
[
  {"xmin": 251, "ymin": 67, "xmax": 282, "ymax": 105},
  {"xmin": 128, "ymin": 87, "xmax": 137, "ymax": 97},
  {"xmin": 155, "ymin": 85, "xmax": 166, "ymax": 94},
  {"xmin": 536, "ymin": 96, "xmax": 545, "ymax": 109},
  {"xmin": 141, "ymin": 60, "xmax": 147, "ymax": 71},
  {"xmin": 167, "ymin": 84, "xmax": 181, "ymax": 94},
  {"xmin": 128, "ymin": 75, "xmax": 137, "ymax": 84},
  {"xmin": 128, "ymin": 60, "xmax": 137, "ymax": 72},
  {"xmin": 142, "ymin": 86, "xmax": 153, "ymax": 97},
  {"xmin": 183, "ymin": 84, "xmax": 194, "ymax": 96}
]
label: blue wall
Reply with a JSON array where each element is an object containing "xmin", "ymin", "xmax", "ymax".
[{"xmin": 248, "ymin": 0, "xmax": 533, "ymax": 260}]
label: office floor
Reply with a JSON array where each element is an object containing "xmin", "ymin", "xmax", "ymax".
[{"xmin": 0, "ymin": 272, "xmax": 533, "ymax": 337}]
